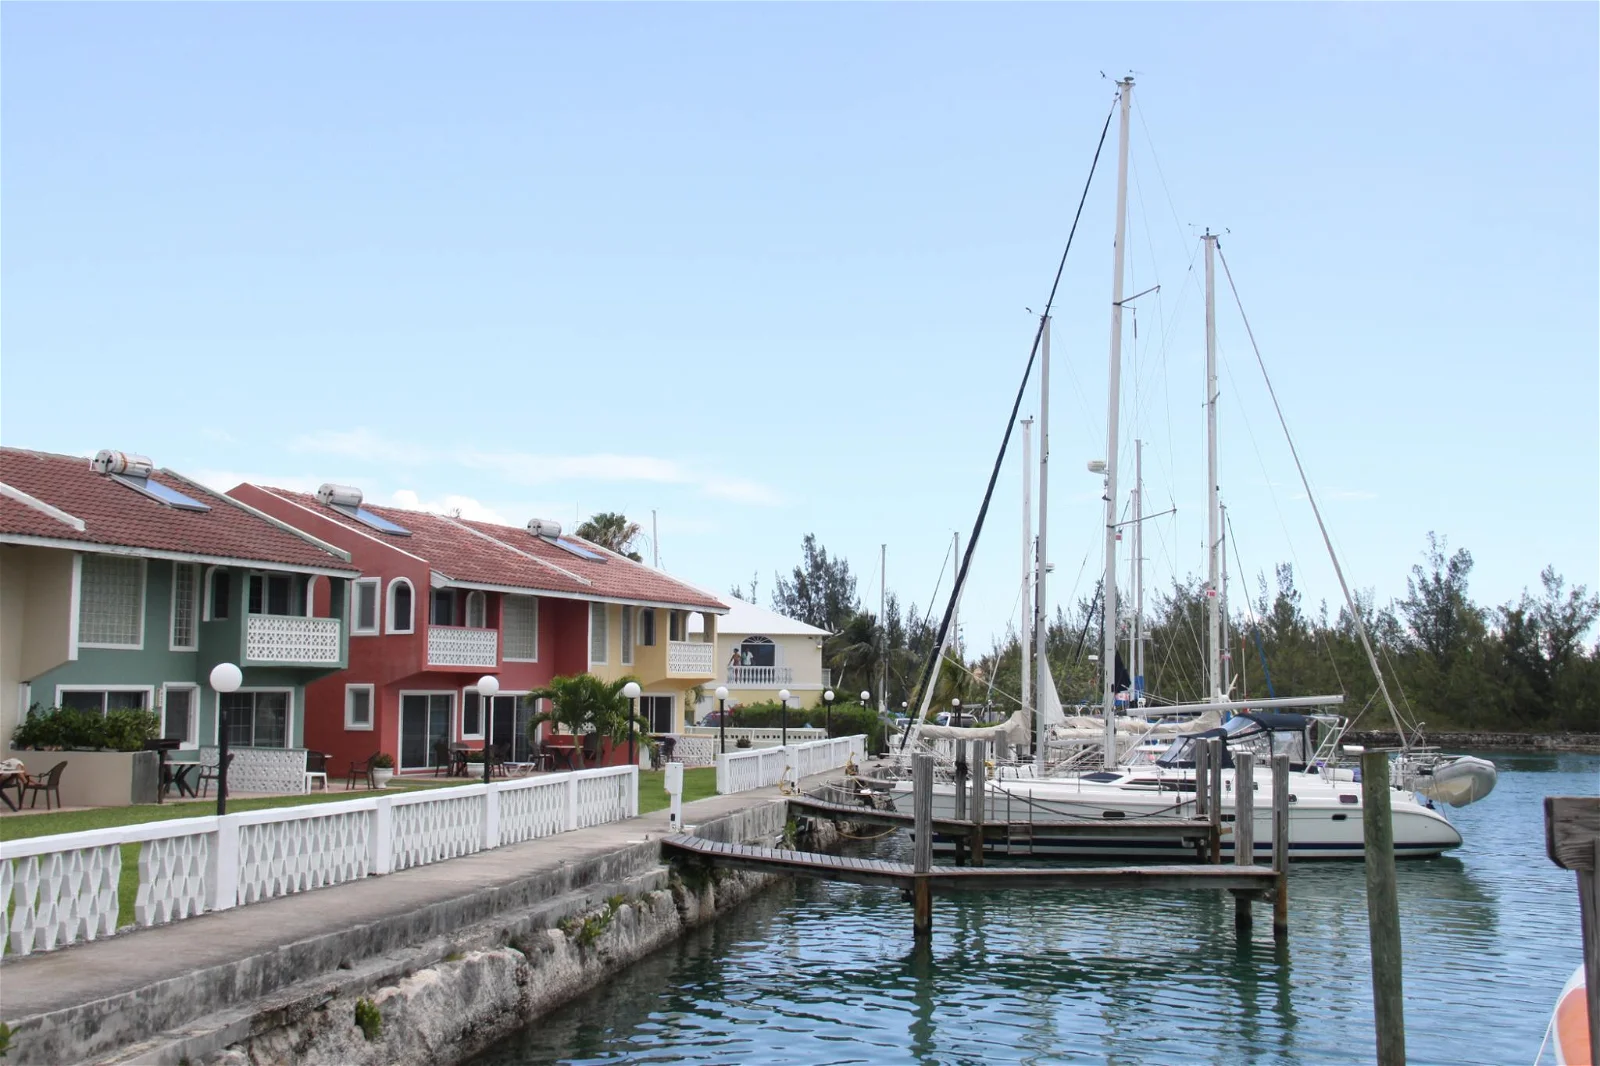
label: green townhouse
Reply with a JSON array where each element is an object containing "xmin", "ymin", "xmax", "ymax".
[{"xmin": 1, "ymin": 448, "xmax": 358, "ymax": 802}]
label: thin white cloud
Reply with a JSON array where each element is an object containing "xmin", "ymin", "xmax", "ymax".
[
  {"xmin": 1289, "ymin": 488, "xmax": 1378, "ymax": 503},
  {"xmin": 288, "ymin": 428, "xmax": 782, "ymax": 506},
  {"xmin": 189, "ymin": 469, "xmax": 330, "ymax": 495},
  {"xmin": 199, "ymin": 427, "xmax": 236, "ymax": 445},
  {"xmin": 389, "ymin": 489, "xmax": 515, "ymax": 525}
]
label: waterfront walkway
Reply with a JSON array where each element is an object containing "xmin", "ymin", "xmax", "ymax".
[{"xmin": 0, "ymin": 783, "xmax": 789, "ymax": 1064}]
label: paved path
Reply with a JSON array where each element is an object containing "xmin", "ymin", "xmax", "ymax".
[{"xmin": 0, "ymin": 785, "xmax": 787, "ymax": 1023}]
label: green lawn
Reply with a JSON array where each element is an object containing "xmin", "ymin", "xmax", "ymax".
[
  {"xmin": 637, "ymin": 766, "xmax": 718, "ymax": 813},
  {"xmin": 2, "ymin": 768, "xmax": 718, "ymax": 931}
]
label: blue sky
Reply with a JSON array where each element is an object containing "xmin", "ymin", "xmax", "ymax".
[{"xmin": 4, "ymin": 4, "xmax": 1596, "ymax": 653}]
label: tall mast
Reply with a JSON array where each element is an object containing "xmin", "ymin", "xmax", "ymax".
[
  {"xmin": 1034, "ymin": 317, "xmax": 1051, "ymax": 772},
  {"xmin": 1204, "ymin": 231, "xmax": 1223, "ymax": 705},
  {"xmin": 1020, "ymin": 416, "xmax": 1034, "ymax": 738},
  {"xmin": 1130, "ymin": 438, "xmax": 1143, "ymax": 705},
  {"xmin": 879, "ymin": 543, "xmax": 887, "ymax": 714},
  {"xmin": 1100, "ymin": 78, "xmax": 1133, "ymax": 768},
  {"xmin": 952, "ymin": 531, "xmax": 961, "ymax": 661},
  {"xmin": 1219, "ymin": 501, "xmax": 1230, "ymax": 697}
]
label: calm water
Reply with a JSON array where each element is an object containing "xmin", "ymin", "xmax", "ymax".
[{"xmin": 473, "ymin": 752, "xmax": 1596, "ymax": 1066}]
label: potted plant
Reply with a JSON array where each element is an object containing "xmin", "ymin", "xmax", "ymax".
[{"xmin": 371, "ymin": 752, "xmax": 395, "ymax": 788}]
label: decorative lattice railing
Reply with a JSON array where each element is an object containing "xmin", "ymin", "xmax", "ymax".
[
  {"xmin": 715, "ymin": 735, "xmax": 866, "ymax": 796},
  {"xmin": 0, "ymin": 765, "xmax": 636, "ymax": 958}
]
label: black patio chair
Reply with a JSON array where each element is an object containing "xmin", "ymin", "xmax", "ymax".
[
  {"xmin": 20, "ymin": 761, "xmax": 67, "ymax": 810},
  {"xmin": 195, "ymin": 753, "xmax": 234, "ymax": 798},
  {"xmin": 347, "ymin": 752, "xmax": 381, "ymax": 791}
]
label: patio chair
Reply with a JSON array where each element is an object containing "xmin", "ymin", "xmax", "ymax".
[
  {"xmin": 195, "ymin": 753, "xmax": 234, "ymax": 798},
  {"xmin": 21, "ymin": 761, "xmax": 68, "ymax": 810},
  {"xmin": 304, "ymin": 751, "xmax": 330, "ymax": 793},
  {"xmin": 347, "ymin": 752, "xmax": 381, "ymax": 791},
  {"xmin": 432, "ymin": 741, "xmax": 453, "ymax": 777}
]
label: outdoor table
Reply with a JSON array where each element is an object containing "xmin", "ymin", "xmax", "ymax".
[{"xmin": 162, "ymin": 763, "xmax": 199, "ymax": 800}]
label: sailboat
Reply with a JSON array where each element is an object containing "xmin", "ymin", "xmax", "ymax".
[{"xmin": 883, "ymin": 77, "xmax": 1470, "ymax": 859}]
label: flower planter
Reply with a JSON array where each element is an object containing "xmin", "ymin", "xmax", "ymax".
[{"xmin": 372, "ymin": 768, "xmax": 395, "ymax": 789}]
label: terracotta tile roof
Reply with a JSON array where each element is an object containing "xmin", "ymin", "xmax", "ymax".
[
  {"xmin": 0, "ymin": 448, "xmax": 356, "ymax": 573},
  {"xmin": 258, "ymin": 488, "xmax": 726, "ymax": 612}
]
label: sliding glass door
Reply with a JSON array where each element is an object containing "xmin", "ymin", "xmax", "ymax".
[{"xmin": 400, "ymin": 693, "xmax": 453, "ymax": 771}]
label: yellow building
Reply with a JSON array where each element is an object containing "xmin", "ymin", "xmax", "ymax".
[
  {"xmin": 688, "ymin": 596, "xmax": 831, "ymax": 722},
  {"xmin": 585, "ymin": 600, "xmax": 723, "ymax": 734}
]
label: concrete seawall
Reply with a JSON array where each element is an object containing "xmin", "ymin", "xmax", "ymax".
[
  {"xmin": 1345, "ymin": 730, "xmax": 1600, "ymax": 753},
  {"xmin": 1, "ymin": 786, "xmax": 832, "ymax": 1066}
]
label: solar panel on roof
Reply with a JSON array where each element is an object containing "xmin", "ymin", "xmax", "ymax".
[
  {"xmin": 330, "ymin": 502, "xmax": 412, "ymax": 536},
  {"xmin": 554, "ymin": 538, "xmax": 603, "ymax": 561},
  {"xmin": 111, "ymin": 474, "xmax": 210, "ymax": 512}
]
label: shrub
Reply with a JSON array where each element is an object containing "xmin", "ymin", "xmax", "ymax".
[
  {"xmin": 734, "ymin": 737, "xmax": 751, "ymax": 749},
  {"xmin": 354, "ymin": 998, "xmax": 382, "ymax": 1042},
  {"xmin": 371, "ymin": 753, "xmax": 395, "ymax": 769},
  {"xmin": 10, "ymin": 706, "xmax": 157, "ymax": 752}
]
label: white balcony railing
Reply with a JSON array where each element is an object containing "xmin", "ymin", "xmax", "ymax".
[
  {"xmin": 666, "ymin": 639, "xmax": 715, "ymax": 677},
  {"xmin": 244, "ymin": 615, "xmax": 342, "ymax": 665},
  {"xmin": 725, "ymin": 664, "xmax": 794, "ymax": 687},
  {"xmin": 427, "ymin": 625, "xmax": 498, "ymax": 668}
]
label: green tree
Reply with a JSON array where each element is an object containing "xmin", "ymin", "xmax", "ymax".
[
  {"xmin": 527, "ymin": 673, "xmax": 639, "ymax": 768},
  {"xmin": 1398, "ymin": 533, "xmax": 1480, "ymax": 673},
  {"xmin": 576, "ymin": 513, "xmax": 644, "ymax": 562},
  {"xmin": 772, "ymin": 534, "xmax": 858, "ymax": 632}
]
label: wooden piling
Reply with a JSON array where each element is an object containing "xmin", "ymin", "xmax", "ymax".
[
  {"xmin": 1207, "ymin": 736, "xmax": 1224, "ymax": 864},
  {"xmin": 969, "ymin": 741, "xmax": 986, "ymax": 868},
  {"xmin": 1194, "ymin": 738, "xmax": 1212, "ymax": 862},
  {"xmin": 1271, "ymin": 752, "xmax": 1289, "ymax": 941},
  {"xmin": 1361, "ymin": 751, "xmax": 1405, "ymax": 1066},
  {"xmin": 1234, "ymin": 750, "xmax": 1255, "ymax": 933},
  {"xmin": 953, "ymin": 745, "xmax": 968, "ymax": 866},
  {"xmin": 1544, "ymin": 796, "xmax": 1600, "ymax": 1066},
  {"xmin": 912, "ymin": 753, "xmax": 933, "ymax": 937}
]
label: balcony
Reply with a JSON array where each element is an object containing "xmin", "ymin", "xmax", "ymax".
[
  {"xmin": 243, "ymin": 615, "xmax": 343, "ymax": 666},
  {"xmin": 666, "ymin": 640, "xmax": 715, "ymax": 678},
  {"xmin": 427, "ymin": 625, "xmax": 498, "ymax": 670},
  {"xmin": 726, "ymin": 665, "xmax": 794, "ymax": 687}
]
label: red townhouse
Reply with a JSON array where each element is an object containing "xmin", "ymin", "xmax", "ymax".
[{"xmin": 228, "ymin": 482, "xmax": 726, "ymax": 775}]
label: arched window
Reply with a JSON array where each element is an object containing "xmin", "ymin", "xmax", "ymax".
[
  {"xmin": 388, "ymin": 578, "xmax": 415, "ymax": 634},
  {"xmin": 739, "ymin": 635, "xmax": 776, "ymax": 668},
  {"xmin": 466, "ymin": 590, "xmax": 486, "ymax": 628}
]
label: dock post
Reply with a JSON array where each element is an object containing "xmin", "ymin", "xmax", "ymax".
[
  {"xmin": 1234, "ymin": 750, "xmax": 1255, "ymax": 933},
  {"xmin": 1361, "ymin": 751, "xmax": 1405, "ymax": 1066},
  {"xmin": 1207, "ymin": 736, "xmax": 1224, "ymax": 864},
  {"xmin": 1271, "ymin": 752, "xmax": 1290, "ymax": 942},
  {"xmin": 1194, "ymin": 738, "xmax": 1211, "ymax": 862},
  {"xmin": 912, "ymin": 753, "xmax": 934, "ymax": 938},
  {"xmin": 953, "ymin": 745, "xmax": 969, "ymax": 866},
  {"xmin": 969, "ymin": 740, "xmax": 986, "ymax": 867},
  {"xmin": 1544, "ymin": 796, "xmax": 1600, "ymax": 1066}
]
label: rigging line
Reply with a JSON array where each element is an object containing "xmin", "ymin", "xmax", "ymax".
[
  {"xmin": 901, "ymin": 91, "xmax": 1120, "ymax": 748},
  {"xmin": 1215, "ymin": 242, "xmax": 1411, "ymax": 748},
  {"xmin": 1227, "ymin": 508, "xmax": 1279, "ymax": 699}
]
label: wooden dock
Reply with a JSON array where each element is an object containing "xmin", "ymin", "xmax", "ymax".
[
  {"xmin": 661, "ymin": 833, "xmax": 1279, "ymax": 894},
  {"xmin": 787, "ymin": 794, "xmax": 1219, "ymax": 845}
]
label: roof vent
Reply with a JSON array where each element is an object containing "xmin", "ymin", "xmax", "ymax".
[
  {"xmin": 317, "ymin": 483, "xmax": 364, "ymax": 509},
  {"xmin": 527, "ymin": 518, "xmax": 563, "ymax": 540},
  {"xmin": 91, "ymin": 450, "xmax": 154, "ymax": 479}
]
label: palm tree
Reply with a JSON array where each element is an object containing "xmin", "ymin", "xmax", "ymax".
[
  {"xmin": 575, "ymin": 512, "xmax": 645, "ymax": 562},
  {"xmin": 527, "ymin": 673, "xmax": 639, "ymax": 768}
]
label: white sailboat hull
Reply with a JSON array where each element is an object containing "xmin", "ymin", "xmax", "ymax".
[{"xmin": 888, "ymin": 767, "xmax": 1462, "ymax": 860}]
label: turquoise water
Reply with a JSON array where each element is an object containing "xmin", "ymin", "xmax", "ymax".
[{"xmin": 472, "ymin": 752, "xmax": 1596, "ymax": 1066}]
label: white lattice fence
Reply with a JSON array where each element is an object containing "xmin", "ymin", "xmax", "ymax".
[
  {"xmin": 244, "ymin": 614, "xmax": 342, "ymax": 664},
  {"xmin": 670, "ymin": 735, "xmax": 717, "ymax": 767},
  {"xmin": 497, "ymin": 777, "xmax": 568, "ymax": 845},
  {"xmin": 715, "ymin": 736, "xmax": 867, "ymax": 795},
  {"xmin": 236, "ymin": 807, "xmax": 372, "ymax": 905},
  {"xmin": 0, "ymin": 765, "xmax": 639, "ymax": 957},
  {"xmin": 199, "ymin": 747, "xmax": 308, "ymax": 794}
]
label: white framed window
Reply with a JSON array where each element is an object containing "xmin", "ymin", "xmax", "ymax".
[
  {"xmin": 248, "ymin": 571, "xmax": 297, "ymax": 615},
  {"xmin": 465, "ymin": 590, "xmax": 486, "ymax": 629},
  {"xmin": 620, "ymin": 603, "xmax": 634, "ymax": 665},
  {"xmin": 351, "ymin": 578, "xmax": 381, "ymax": 635},
  {"xmin": 170, "ymin": 563, "xmax": 199, "ymax": 651},
  {"xmin": 161, "ymin": 683, "xmax": 199, "ymax": 747},
  {"xmin": 56, "ymin": 685, "xmax": 153, "ymax": 715},
  {"xmin": 503, "ymin": 595, "xmax": 538, "ymax": 661},
  {"xmin": 638, "ymin": 607, "xmax": 656, "ymax": 647},
  {"xmin": 79, "ymin": 555, "xmax": 145, "ymax": 648},
  {"xmin": 460, "ymin": 686, "xmax": 485, "ymax": 739},
  {"xmin": 219, "ymin": 689, "xmax": 292, "ymax": 748},
  {"xmin": 388, "ymin": 578, "xmax": 415, "ymax": 634},
  {"xmin": 345, "ymin": 684, "xmax": 375, "ymax": 731},
  {"xmin": 206, "ymin": 567, "xmax": 232, "ymax": 621},
  {"xmin": 589, "ymin": 602, "xmax": 608, "ymax": 664}
]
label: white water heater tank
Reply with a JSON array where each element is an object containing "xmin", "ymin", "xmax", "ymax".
[
  {"xmin": 91, "ymin": 450, "xmax": 154, "ymax": 478},
  {"xmin": 317, "ymin": 483, "xmax": 364, "ymax": 509},
  {"xmin": 527, "ymin": 518, "xmax": 563, "ymax": 539}
]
